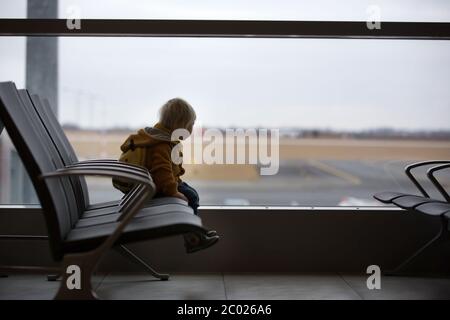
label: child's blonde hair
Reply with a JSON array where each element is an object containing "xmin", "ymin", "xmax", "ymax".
[{"xmin": 159, "ymin": 98, "xmax": 196, "ymax": 131}]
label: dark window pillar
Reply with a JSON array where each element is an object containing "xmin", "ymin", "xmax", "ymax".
[
  {"xmin": 5, "ymin": 0, "xmax": 60, "ymax": 204},
  {"xmin": 26, "ymin": 0, "xmax": 58, "ymax": 116}
]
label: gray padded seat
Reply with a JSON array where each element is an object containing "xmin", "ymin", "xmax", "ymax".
[
  {"xmin": 82, "ymin": 197, "xmax": 188, "ymax": 218},
  {"xmin": 392, "ymin": 195, "xmax": 439, "ymax": 210},
  {"xmin": 0, "ymin": 81, "xmax": 215, "ymax": 299},
  {"xmin": 373, "ymin": 191, "xmax": 407, "ymax": 203},
  {"xmin": 415, "ymin": 202, "xmax": 450, "ymax": 216},
  {"xmin": 77, "ymin": 203, "xmax": 194, "ymax": 228},
  {"xmin": 65, "ymin": 211, "xmax": 204, "ymax": 253}
]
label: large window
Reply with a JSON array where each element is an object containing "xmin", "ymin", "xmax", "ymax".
[
  {"xmin": 58, "ymin": 37, "xmax": 450, "ymax": 206},
  {"xmin": 3, "ymin": 35, "xmax": 449, "ymax": 206},
  {"xmin": 1, "ymin": 0, "xmax": 449, "ymax": 207}
]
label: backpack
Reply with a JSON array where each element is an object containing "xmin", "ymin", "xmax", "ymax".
[{"xmin": 112, "ymin": 139, "xmax": 148, "ymax": 194}]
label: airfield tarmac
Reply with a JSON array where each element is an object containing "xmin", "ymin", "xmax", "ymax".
[{"xmin": 65, "ymin": 131, "xmax": 450, "ymax": 207}]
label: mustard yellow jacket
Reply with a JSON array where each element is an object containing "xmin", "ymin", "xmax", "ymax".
[{"xmin": 116, "ymin": 123, "xmax": 184, "ymax": 196}]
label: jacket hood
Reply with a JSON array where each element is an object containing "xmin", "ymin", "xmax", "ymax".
[{"xmin": 120, "ymin": 122, "xmax": 175, "ymax": 153}]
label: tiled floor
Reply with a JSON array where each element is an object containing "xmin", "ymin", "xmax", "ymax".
[{"xmin": 1, "ymin": 273, "xmax": 450, "ymax": 300}]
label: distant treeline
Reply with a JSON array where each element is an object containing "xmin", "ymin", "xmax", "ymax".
[
  {"xmin": 283, "ymin": 128, "xmax": 450, "ymax": 140},
  {"xmin": 61, "ymin": 123, "xmax": 450, "ymax": 140}
]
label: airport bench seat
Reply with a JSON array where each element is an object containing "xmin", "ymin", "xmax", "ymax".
[
  {"xmin": 0, "ymin": 81, "xmax": 209, "ymax": 299},
  {"xmin": 18, "ymin": 87, "xmax": 207, "ymax": 281},
  {"xmin": 373, "ymin": 160, "xmax": 450, "ymax": 275},
  {"xmin": 65, "ymin": 209, "xmax": 203, "ymax": 253},
  {"xmin": 373, "ymin": 160, "xmax": 450, "ymax": 206}
]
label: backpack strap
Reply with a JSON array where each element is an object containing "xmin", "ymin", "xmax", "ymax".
[{"xmin": 129, "ymin": 139, "xmax": 136, "ymax": 151}]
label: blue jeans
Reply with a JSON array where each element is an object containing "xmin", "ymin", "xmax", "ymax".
[{"xmin": 178, "ymin": 181, "xmax": 199, "ymax": 215}]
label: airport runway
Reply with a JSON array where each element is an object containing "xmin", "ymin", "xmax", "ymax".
[{"xmin": 86, "ymin": 160, "xmax": 450, "ymax": 207}]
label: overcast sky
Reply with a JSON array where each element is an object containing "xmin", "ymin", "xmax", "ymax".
[{"xmin": 0, "ymin": 0, "xmax": 449, "ymax": 131}]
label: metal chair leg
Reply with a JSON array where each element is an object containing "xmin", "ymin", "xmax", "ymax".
[
  {"xmin": 385, "ymin": 217, "xmax": 448, "ymax": 276},
  {"xmin": 116, "ymin": 245, "xmax": 169, "ymax": 281}
]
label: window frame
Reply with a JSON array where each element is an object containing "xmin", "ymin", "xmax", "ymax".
[
  {"xmin": 0, "ymin": 18, "xmax": 449, "ymax": 212},
  {"xmin": 0, "ymin": 19, "xmax": 449, "ymax": 39}
]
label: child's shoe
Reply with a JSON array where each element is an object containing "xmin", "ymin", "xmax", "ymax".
[
  {"xmin": 207, "ymin": 230, "xmax": 218, "ymax": 237},
  {"xmin": 184, "ymin": 232, "xmax": 219, "ymax": 254}
]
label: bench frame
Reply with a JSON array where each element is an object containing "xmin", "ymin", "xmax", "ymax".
[
  {"xmin": 382, "ymin": 162, "xmax": 450, "ymax": 275},
  {"xmin": 1, "ymin": 82, "xmax": 207, "ymax": 299}
]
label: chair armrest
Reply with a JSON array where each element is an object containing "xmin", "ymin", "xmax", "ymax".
[
  {"xmin": 57, "ymin": 162, "xmax": 151, "ymax": 211},
  {"xmin": 427, "ymin": 164, "xmax": 450, "ymax": 202},
  {"xmin": 40, "ymin": 163, "xmax": 155, "ymax": 192},
  {"xmin": 405, "ymin": 160, "xmax": 450, "ymax": 197},
  {"xmin": 41, "ymin": 163, "xmax": 156, "ymax": 218},
  {"xmin": 69, "ymin": 159, "xmax": 148, "ymax": 173}
]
